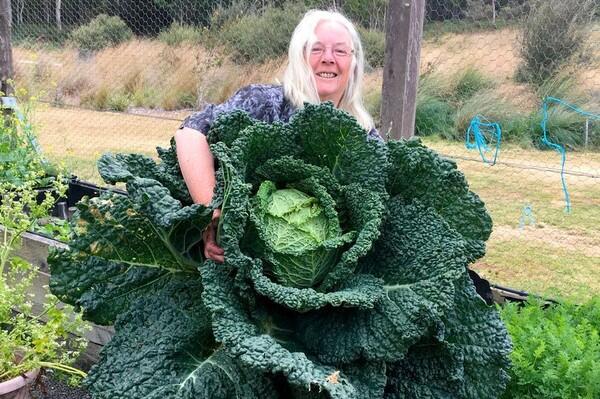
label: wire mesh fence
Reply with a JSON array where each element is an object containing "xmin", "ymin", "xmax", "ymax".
[{"xmin": 8, "ymin": 0, "xmax": 600, "ymax": 300}]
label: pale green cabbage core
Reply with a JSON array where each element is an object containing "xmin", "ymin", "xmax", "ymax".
[{"xmin": 252, "ymin": 180, "xmax": 346, "ymax": 288}]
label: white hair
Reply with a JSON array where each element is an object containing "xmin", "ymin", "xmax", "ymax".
[{"xmin": 283, "ymin": 9, "xmax": 374, "ymax": 131}]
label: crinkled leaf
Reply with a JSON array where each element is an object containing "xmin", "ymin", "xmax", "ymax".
[
  {"xmin": 48, "ymin": 250, "xmax": 170, "ymax": 325},
  {"xmin": 249, "ymin": 260, "xmax": 385, "ymax": 311},
  {"xmin": 296, "ymin": 199, "xmax": 467, "ymax": 364},
  {"xmin": 229, "ymin": 121, "xmax": 301, "ymax": 188},
  {"xmin": 384, "ymin": 281, "xmax": 511, "ymax": 399},
  {"xmin": 250, "ymin": 178, "xmax": 353, "ymax": 288},
  {"xmin": 86, "ymin": 278, "xmax": 278, "ymax": 399},
  {"xmin": 207, "ymin": 109, "xmax": 257, "ymax": 147},
  {"xmin": 49, "ymin": 186, "xmax": 210, "ymax": 324},
  {"xmin": 318, "ymin": 183, "xmax": 386, "ymax": 291},
  {"xmin": 255, "ymin": 156, "xmax": 342, "ymax": 202},
  {"xmin": 386, "ymin": 139, "xmax": 492, "ymax": 261},
  {"xmin": 201, "ymin": 261, "xmax": 360, "ymax": 398},
  {"xmin": 291, "ymin": 102, "xmax": 389, "ymax": 193},
  {"xmin": 98, "ymin": 153, "xmax": 157, "ymax": 184}
]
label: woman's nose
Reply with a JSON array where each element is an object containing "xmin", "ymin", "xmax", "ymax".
[{"xmin": 321, "ymin": 48, "xmax": 335, "ymax": 63}]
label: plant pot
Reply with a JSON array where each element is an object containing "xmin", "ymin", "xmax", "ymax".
[{"xmin": 0, "ymin": 369, "xmax": 39, "ymax": 399}]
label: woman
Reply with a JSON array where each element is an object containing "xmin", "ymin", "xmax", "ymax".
[{"xmin": 175, "ymin": 9, "xmax": 380, "ymax": 263}]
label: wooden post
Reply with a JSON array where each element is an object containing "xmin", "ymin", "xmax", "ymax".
[
  {"xmin": 380, "ymin": 0, "xmax": 425, "ymax": 141},
  {"xmin": 0, "ymin": 0, "xmax": 13, "ymax": 97}
]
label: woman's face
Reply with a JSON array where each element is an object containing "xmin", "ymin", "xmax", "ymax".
[{"xmin": 308, "ymin": 21, "xmax": 354, "ymax": 106}]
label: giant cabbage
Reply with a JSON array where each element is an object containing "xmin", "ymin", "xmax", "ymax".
[{"xmin": 49, "ymin": 103, "xmax": 510, "ymax": 398}]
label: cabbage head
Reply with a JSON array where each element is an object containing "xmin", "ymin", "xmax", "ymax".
[
  {"xmin": 250, "ymin": 180, "xmax": 354, "ymax": 288},
  {"xmin": 49, "ymin": 103, "xmax": 511, "ymax": 399}
]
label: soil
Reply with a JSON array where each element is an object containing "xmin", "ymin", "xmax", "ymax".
[{"xmin": 30, "ymin": 373, "xmax": 91, "ymax": 399}]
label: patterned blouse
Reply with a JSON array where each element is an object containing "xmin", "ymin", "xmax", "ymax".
[{"xmin": 180, "ymin": 84, "xmax": 382, "ymax": 141}]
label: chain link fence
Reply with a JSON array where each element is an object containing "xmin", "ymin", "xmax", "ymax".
[{"xmin": 9, "ymin": 0, "xmax": 600, "ymax": 300}]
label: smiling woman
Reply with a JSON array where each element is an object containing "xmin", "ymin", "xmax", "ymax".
[{"xmin": 174, "ymin": 9, "xmax": 380, "ymax": 263}]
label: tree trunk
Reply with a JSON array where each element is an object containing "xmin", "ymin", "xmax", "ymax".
[
  {"xmin": 45, "ymin": 0, "xmax": 51, "ymax": 24},
  {"xmin": 0, "ymin": 0, "xmax": 13, "ymax": 97},
  {"xmin": 15, "ymin": 0, "xmax": 23, "ymax": 24},
  {"xmin": 56, "ymin": 0, "xmax": 62, "ymax": 31}
]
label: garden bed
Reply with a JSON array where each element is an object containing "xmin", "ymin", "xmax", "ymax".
[{"xmin": 5, "ymin": 177, "xmax": 122, "ymax": 369}]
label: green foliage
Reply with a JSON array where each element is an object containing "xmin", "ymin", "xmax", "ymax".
[
  {"xmin": 517, "ymin": 0, "xmax": 595, "ymax": 84},
  {"xmin": 33, "ymin": 217, "xmax": 73, "ymax": 242},
  {"xmin": 49, "ymin": 103, "xmax": 510, "ymax": 398},
  {"xmin": 500, "ymin": 298, "xmax": 600, "ymax": 399},
  {"xmin": 415, "ymin": 93, "xmax": 456, "ymax": 138},
  {"xmin": 341, "ymin": 0, "xmax": 387, "ymax": 30},
  {"xmin": 358, "ymin": 27, "xmax": 385, "ymax": 69},
  {"xmin": 158, "ymin": 22, "xmax": 204, "ymax": 46},
  {"xmin": 250, "ymin": 181, "xmax": 354, "ymax": 288},
  {"xmin": 218, "ymin": 3, "xmax": 305, "ymax": 63},
  {"xmin": 0, "ymin": 93, "xmax": 57, "ymax": 187},
  {"xmin": 12, "ymin": 23, "xmax": 70, "ymax": 48},
  {"xmin": 106, "ymin": 91, "xmax": 131, "ymax": 112},
  {"xmin": 454, "ymin": 90, "xmax": 521, "ymax": 141},
  {"xmin": 70, "ymin": 14, "xmax": 133, "ymax": 53},
  {"xmin": 452, "ymin": 67, "xmax": 495, "ymax": 102},
  {"xmin": 0, "ymin": 177, "xmax": 88, "ymax": 382}
]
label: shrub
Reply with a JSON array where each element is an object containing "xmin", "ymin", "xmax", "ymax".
[
  {"xmin": 500, "ymin": 298, "xmax": 600, "ymax": 399},
  {"xmin": 342, "ymin": 0, "xmax": 388, "ymax": 30},
  {"xmin": 528, "ymin": 74, "xmax": 596, "ymax": 150},
  {"xmin": 358, "ymin": 27, "xmax": 385, "ymax": 69},
  {"xmin": 219, "ymin": 3, "xmax": 305, "ymax": 63},
  {"xmin": 452, "ymin": 67, "xmax": 495, "ymax": 101},
  {"xmin": 12, "ymin": 23, "xmax": 70, "ymax": 48},
  {"xmin": 454, "ymin": 90, "xmax": 521, "ymax": 141},
  {"xmin": 0, "ymin": 92, "xmax": 57, "ymax": 186},
  {"xmin": 107, "ymin": 91, "xmax": 131, "ymax": 112},
  {"xmin": 158, "ymin": 22, "xmax": 204, "ymax": 46},
  {"xmin": 415, "ymin": 93, "xmax": 456, "ymax": 138},
  {"xmin": 70, "ymin": 14, "xmax": 133, "ymax": 53},
  {"xmin": 517, "ymin": 0, "xmax": 595, "ymax": 84},
  {"xmin": 209, "ymin": 0, "xmax": 260, "ymax": 30}
]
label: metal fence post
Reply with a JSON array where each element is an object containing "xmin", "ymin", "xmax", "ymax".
[{"xmin": 380, "ymin": 0, "xmax": 425, "ymax": 141}]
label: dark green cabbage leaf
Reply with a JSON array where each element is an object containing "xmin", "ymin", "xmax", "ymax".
[{"xmin": 49, "ymin": 103, "xmax": 510, "ymax": 398}]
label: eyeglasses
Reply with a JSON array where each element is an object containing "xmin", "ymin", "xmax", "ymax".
[{"xmin": 309, "ymin": 44, "xmax": 354, "ymax": 58}]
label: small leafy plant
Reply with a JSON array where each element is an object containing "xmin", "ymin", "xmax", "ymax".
[
  {"xmin": 0, "ymin": 176, "xmax": 88, "ymax": 383},
  {"xmin": 50, "ymin": 103, "xmax": 511, "ymax": 398},
  {"xmin": 500, "ymin": 298, "xmax": 600, "ymax": 399},
  {"xmin": 0, "ymin": 92, "xmax": 57, "ymax": 188}
]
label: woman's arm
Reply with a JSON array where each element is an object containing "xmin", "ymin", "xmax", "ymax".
[
  {"xmin": 174, "ymin": 127, "xmax": 224, "ymax": 263},
  {"xmin": 174, "ymin": 127, "xmax": 216, "ymax": 206}
]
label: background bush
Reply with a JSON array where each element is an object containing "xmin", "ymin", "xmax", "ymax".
[
  {"xmin": 358, "ymin": 27, "xmax": 385, "ymax": 69},
  {"xmin": 158, "ymin": 22, "xmax": 204, "ymax": 46},
  {"xmin": 500, "ymin": 298, "xmax": 600, "ymax": 399},
  {"xmin": 70, "ymin": 14, "xmax": 133, "ymax": 53},
  {"xmin": 219, "ymin": 2, "xmax": 305, "ymax": 63},
  {"xmin": 517, "ymin": 0, "xmax": 595, "ymax": 84}
]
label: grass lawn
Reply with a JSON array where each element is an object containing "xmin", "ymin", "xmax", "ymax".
[
  {"xmin": 423, "ymin": 137, "xmax": 600, "ymax": 302},
  {"xmin": 32, "ymin": 105, "xmax": 600, "ymax": 302}
]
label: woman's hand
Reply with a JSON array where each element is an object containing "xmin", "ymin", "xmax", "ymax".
[{"xmin": 203, "ymin": 209, "xmax": 224, "ymax": 263}]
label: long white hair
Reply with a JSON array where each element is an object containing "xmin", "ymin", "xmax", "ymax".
[{"xmin": 283, "ymin": 10, "xmax": 374, "ymax": 131}]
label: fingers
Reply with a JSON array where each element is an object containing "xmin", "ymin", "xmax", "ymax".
[
  {"xmin": 202, "ymin": 220, "xmax": 224, "ymax": 263},
  {"xmin": 204, "ymin": 241, "xmax": 224, "ymax": 263}
]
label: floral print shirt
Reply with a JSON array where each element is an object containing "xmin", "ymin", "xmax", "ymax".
[{"xmin": 180, "ymin": 84, "xmax": 382, "ymax": 141}]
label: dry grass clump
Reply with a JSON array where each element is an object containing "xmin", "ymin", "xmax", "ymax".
[{"xmin": 14, "ymin": 39, "xmax": 284, "ymax": 112}]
